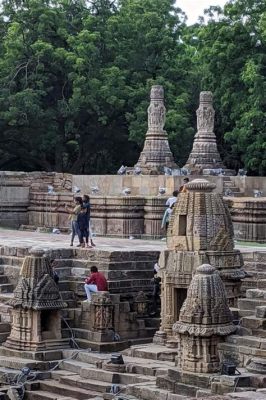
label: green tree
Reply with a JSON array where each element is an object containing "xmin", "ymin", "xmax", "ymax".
[{"xmin": 195, "ymin": 0, "xmax": 266, "ymax": 175}]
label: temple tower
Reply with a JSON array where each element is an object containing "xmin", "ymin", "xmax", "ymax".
[
  {"xmin": 173, "ymin": 264, "xmax": 236, "ymax": 373},
  {"xmin": 4, "ymin": 248, "xmax": 67, "ymax": 352},
  {"xmin": 155, "ymin": 178, "xmax": 245, "ymax": 343},
  {"xmin": 135, "ymin": 85, "xmax": 177, "ymax": 174},
  {"xmin": 184, "ymin": 91, "xmax": 227, "ymax": 173}
]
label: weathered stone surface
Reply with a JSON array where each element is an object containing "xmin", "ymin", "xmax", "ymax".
[
  {"xmin": 158, "ymin": 179, "xmax": 244, "ymax": 340},
  {"xmin": 225, "ymin": 197, "xmax": 266, "ymax": 243},
  {"xmin": 184, "ymin": 92, "xmax": 229, "ymax": 174},
  {"xmin": 135, "ymin": 85, "xmax": 177, "ymax": 174},
  {"xmin": 4, "ymin": 248, "xmax": 67, "ymax": 352},
  {"xmin": 173, "ymin": 264, "xmax": 235, "ymax": 373}
]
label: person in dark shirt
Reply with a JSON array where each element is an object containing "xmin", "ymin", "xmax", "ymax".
[
  {"xmin": 84, "ymin": 266, "xmax": 108, "ymax": 302},
  {"xmin": 77, "ymin": 206, "xmax": 88, "ymax": 248},
  {"xmin": 83, "ymin": 194, "xmax": 95, "ymax": 248}
]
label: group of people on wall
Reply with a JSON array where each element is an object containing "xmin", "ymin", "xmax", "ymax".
[
  {"xmin": 65, "ymin": 194, "xmax": 95, "ymax": 248},
  {"xmin": 161, "ymin": 177, "xmax": 189, "ymax": 231}
]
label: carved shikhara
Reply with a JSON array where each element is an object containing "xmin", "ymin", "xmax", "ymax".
[
  {"xmin": 155, "ymin": 179, "xmax": 245, "ymax": 345},
  {"xmin": 173, "ymin": 264, "xmax": 236, "ymax": 373},
  {"xmin": 135, "ymin": 85, "xmax": 177, "ymax": 174},
  {"xmin": 4, "ymin": 248, "xmax": 67, "ymax": 351},
  {"xmin": 184, "ymin": 91, "xmax": 226, "ymax": 173}
]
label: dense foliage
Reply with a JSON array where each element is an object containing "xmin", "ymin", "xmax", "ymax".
[{"xmin": 0, "ymin": 0, "xmax": 265, "ymax": 175}]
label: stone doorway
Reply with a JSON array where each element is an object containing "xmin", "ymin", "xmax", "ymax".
[{"xmin": 174, "ymin": 288, "xmax": 187, "ymax": 321}]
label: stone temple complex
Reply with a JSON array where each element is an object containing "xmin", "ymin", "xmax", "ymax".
[
  {"xmin": 184, "ymin": 91, "xmax": 229, "ymax": 174},
  {"xmin": 134, "ymin": 85, "xmax": 177, "ymax": 174},
  {"xmin": 0, "ymin": 90, "xmax": 265, "ymax": 399}
]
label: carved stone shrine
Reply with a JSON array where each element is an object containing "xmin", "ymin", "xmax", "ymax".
[
  {"xmin": 184, "ymin": 91, "xmax": 228, "ymax": 174},
  {"xmin": 155, "ymin": 178, "xmax": 245, "ymax": 343},
  {"xmin": 173, "ymin": 264, "xmax": 236, "ymax": 373},
  {"xmin": 4, "ymin": 247, "xmax": 67, "ymax": 352},
  {"xmin": 135, "ymin": 85, "xmax": 177, "ymax": 174}
]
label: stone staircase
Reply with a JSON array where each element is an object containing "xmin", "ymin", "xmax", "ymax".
[
  {"xmin": 241, "ymin": 251, "xmax": 266, "ymax": 293},
  {"xmin": 219, "ymin": 288, "xmax": 266, "ymax": 368},
  {"xmin": 23, "ymin": 346, "xmax": 178, "ymax": 400},
  {"xmin": 223, "ymin": 177, "xmax": 243, "ymax": 197}
]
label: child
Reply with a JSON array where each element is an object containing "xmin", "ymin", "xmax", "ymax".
[{"xmin": 77, "ymin": 206, "xmax": 89, "ymax": 248}]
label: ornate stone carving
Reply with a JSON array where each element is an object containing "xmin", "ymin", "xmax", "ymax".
[
  {"xmin": 135, "ymin": 85, "xmax": 177, "ymax": 174},
  {"xmin": 4, "ymin": 248, "xmax": 67, "ymax": 352},
  {"xmin": 133, "ymin": 291, "xmax": 149, "ymax": 317},
  {"xmin": 184, "ymin": 91, "xmax": 228, "ymax": 174},
  {"xmin": 173, "ymin": 264, "xmax": 236, "ymax": 373},
  {"xmin": 155, "ymin": 178, "xmax": 245, "ymax": 342},
  {"xmin": 92, "ymin": 292, "xmax": 114, "ymax": 332}
]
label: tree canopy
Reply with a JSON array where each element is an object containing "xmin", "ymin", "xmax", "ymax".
[{"xmin": 0, "ymin": 0, "xmax": 265, "ymax": 175}]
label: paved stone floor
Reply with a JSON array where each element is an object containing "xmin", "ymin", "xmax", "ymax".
[
  {"xmin": 0, "ymin": 228, "xmax": 167, "ymax": 252},
  {"xmin": 0, "ymin": 228, "xmax": 265, "ymax": 254}
]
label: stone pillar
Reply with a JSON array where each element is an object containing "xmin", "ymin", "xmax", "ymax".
[
  {"xmin": 135, "ymin": 85, "xmax": 177, "ymax": 174},
  {"xmin": 184, "ymin": 92, "xmax": 230, "ymax": 174},
  {"xmin": 173, "ymin": 264, "xmax": 236, "ymax": 373}
]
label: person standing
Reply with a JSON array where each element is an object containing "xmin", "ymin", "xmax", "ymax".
[
  {"xmin": 84, "ymin": 266, "xmax": 108, "ymax": 302},
  {"xmin": 65, "ymin": 197, "xmax": 83, "ymax": 247},
  {"xmin": 166, "ymin": 190, "xmax": 178, "ymax": 207},
  {"xmin": 83, "ymin": 194, "xmax": 96, "ymax": 247},
  {"xmin": 77, "ymin": 206, "xmax": 89, "ymax": 247}
]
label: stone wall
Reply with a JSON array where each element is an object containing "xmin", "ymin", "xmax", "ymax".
[
  {"xmin": 225, "ymin": 197, "xmax": 266, "ymax": 243},
  {"xmin": 0, "ymin": 171, "xmax": 265, "ymax": 242},
  {"xmin": 72, "ymin": 174, "xmax": 224, "ymax": 196}
]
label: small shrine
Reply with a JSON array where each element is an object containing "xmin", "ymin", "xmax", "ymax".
[
  {"xmin": 173, "ymin": 264, "xmax": 236, "ymax": 373},
  {"xmin": 4, "ymin": 247, "xmax": 67, "ymax": 352}
]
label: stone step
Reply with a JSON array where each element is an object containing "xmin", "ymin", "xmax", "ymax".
[
  {"xmin": 127, "ymin": 344, "xmax": 177, "ymax": 362},
  {"xmin": 25, "ymin": 390, "xmax": 75, "ymax": 400},
  {"xmin": 238, "ymin": 298, "xmax": 266, "ymax": 311},
  {"xmin": 127, "ymin": 382, "xmax": 187, "ymax": 400},
  {"xmin": 61, "ymin": 359, "xmax": 155, "ymax": 385},
  {"xmin": 0, "ymin": 284, "xmax": 13, "ymax": 293},
  {"xmin": 58, "ymin": 281, "xmax": 71, "ymax": 291},
  {"xmin": 241, "ymin": 316, "xmax": 266, "ymax": 330},
  {"xmin": 0, "ymin": 256, "xmax": 24, "ymax": 266},
  {"xmin": 226, "ymin": 335, "xmax": 266, "ymax": 349},
  {"xmin": 0, "ymin": 276, "xmax": 8, "ymax": 284},
  {"xmin": 59, "ymin": 374, "xmax": 115, "ymax": 393},
  {"xmin": 0, "ymin": 293, "xmax": 14, "ymax": 304},
  {"xmin": 246, "ymin": 289, "xmax": 266, "ymax": 300},
  {"xmin": 38, "ymin": 379, "xmax": 96, "ymax": 399},
  {"xmin": 60, "ymin": 291, "xmax": 75, "ymax": 300}
]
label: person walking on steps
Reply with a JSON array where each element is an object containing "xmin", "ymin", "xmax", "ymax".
[
  {"xmin": 65, "ymin": 197, "xmax": 83, "ymax": 247},
  {"xmin": 84, "ymin": 266, "xmax": 108, "ymax": 302}
]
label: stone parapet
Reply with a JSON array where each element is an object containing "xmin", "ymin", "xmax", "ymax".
[{"xmin": 225, "ymin": 197, "xmax": 266, "ymax": 243}]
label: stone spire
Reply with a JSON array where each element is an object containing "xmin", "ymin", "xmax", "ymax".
[
  {"xmin": 184, "ymin": 91, "xmax": 226, "ymax": 173},
  {"xmin": 134, "ymin": 85, "xmax": 177, "ymax": 174},
  {"xmin": 173, "ymin": 264, "xmax": 236, "ymax": 373}
]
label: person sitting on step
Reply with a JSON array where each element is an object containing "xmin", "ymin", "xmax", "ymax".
[{"xmin": 84, "ymin": 266, "xmax": 108, "ymax": 302}]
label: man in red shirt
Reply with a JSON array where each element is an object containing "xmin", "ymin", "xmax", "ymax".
[{"xmin": 84, "ymin": 266, "xmax": 108, "ymax": 302}]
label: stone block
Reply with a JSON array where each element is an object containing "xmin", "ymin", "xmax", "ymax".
[{"xmin": 256, "ymin": 306, "xmax": 266, "ymax": 318}]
